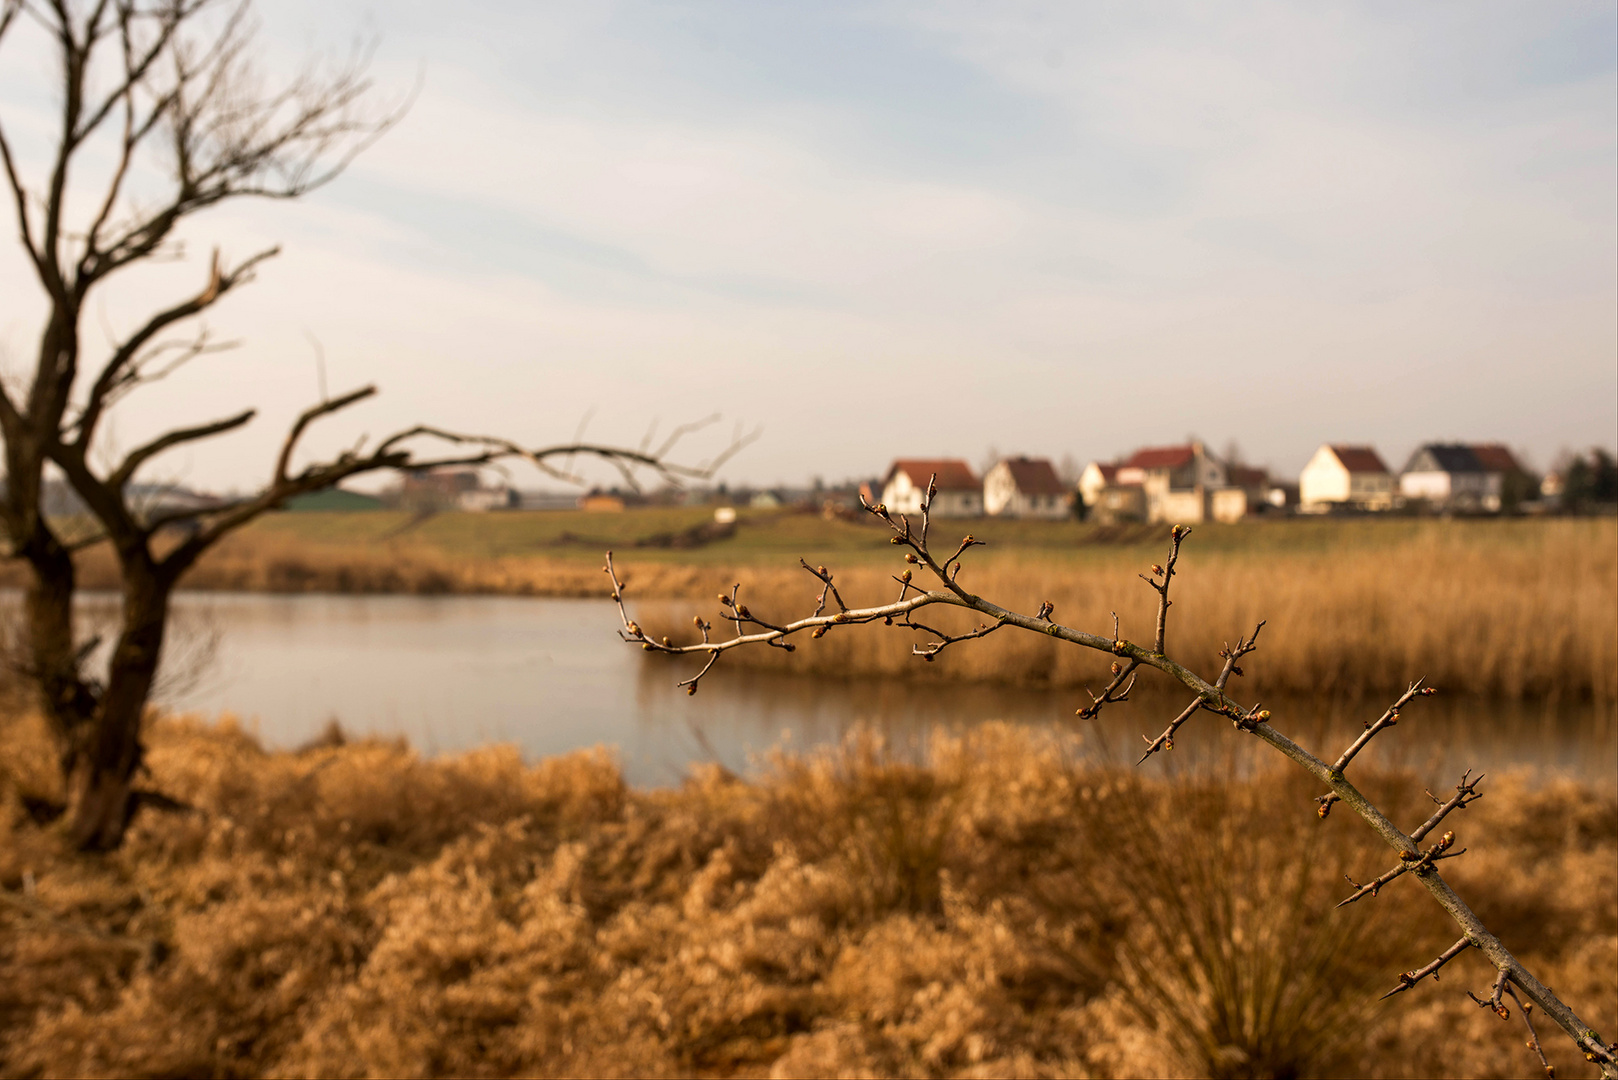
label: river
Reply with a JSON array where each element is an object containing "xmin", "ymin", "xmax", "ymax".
[{"xmin": 61, "ymin": 592, "xmax": 1618, "ymax": 788}]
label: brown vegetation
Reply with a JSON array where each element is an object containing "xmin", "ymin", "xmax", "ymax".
[
  {"xmin": 2, "ymin": 715, "xmax": 1612, "ymax": 1078},
  {"xmin": 632, "ymin": 522, "xmax": 1618, "ymax": 702},
  {"xmin": 5, "ymin": 517, "xmax": 1608, "ymax": 703}
]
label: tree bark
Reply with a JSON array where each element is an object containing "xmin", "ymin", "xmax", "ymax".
[{"xmin": 62, "ymin": 561, "xmax": 169, "ymax": 850}]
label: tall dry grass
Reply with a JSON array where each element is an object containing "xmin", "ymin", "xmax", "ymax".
[
  {"xmin": 3, "ymin": 519, "xmax": 1609, "ymax": 701},
  {"xmin": 635, "ymin": 522, "xmax": 1618, "ymax": 701},
  {"xmin": 1, "ymin": 714, "xmax": 1612, "ymax": 1078}
]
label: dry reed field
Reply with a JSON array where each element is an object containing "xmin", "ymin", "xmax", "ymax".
[
  {"xmin": 1, "ymin": 715, "xmax": 1612, "ymax": 1079},
  {"xmin": 632, "ymin": 519, "xmax": 1618, "ymax": 702},
  {"xmin": 5, "ymin": 516, "xmax": 1611, "ymax": 702}
]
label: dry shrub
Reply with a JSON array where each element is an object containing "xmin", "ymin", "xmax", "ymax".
[
  {"xmin": 635, "ymin": 521, "xmax": 1618, "ymax": 701},
  {"xmin": 2, "ymin": 716, "xmax": 1612, "ymax": 1078}
]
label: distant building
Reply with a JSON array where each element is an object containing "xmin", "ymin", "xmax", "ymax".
[
  {"xmin": 1078, "ymin": 443, "xmax": 1250, "ymax": 523},
  {"xmin": 579, "ymin": 493, "xmax": 626, "ymax": 512},
  {"xmin": 1299, "ymin": 445, "xmax": 1395, "ymax": 511},
  {"xmin": 401, "ymin": 466, "xmax": 514, "ymax": 512},
  {"xmin": 983, "ymin": 456, "xmax": 1070, "ymax": 519},
  {"xmin": 1077, "ymin": 462, "xmax": 1120, "ymax": 512},
  {"xmin": 1121, "ymin": 442, "xmax": 1229, "ymax": 523},
  {"xmin": 1400, "ymin": 443, "xmax": 1525, "ymax": 513},
  {"xmin": 880, "ymin": 459, "xmax": 982, "ymax": 518}
]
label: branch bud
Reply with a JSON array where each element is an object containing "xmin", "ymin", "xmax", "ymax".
[
  {"xmin": 686, "ymin": 683, "xmax": 697, "ymax": 696},
  {"xmin": 1110, "ymin": 661, "xmax": 1121, "ymax": 675},
  {"xmin": 812, "ymin": 626, "xmax": 827, "ymax": 638},
  {"xmin": 905, "ymin": 553, "xmax": 919, "ymax": 564},
  {"xmin": 718, "ymin": 594, "xmax": 732, "ymax": 606},
  {"xmin": 692, "ymin": 616, "xmax": 703, "ymax": 628},
  {"xmin": 900, "ymin": 569, "xmax": 912, "ymax": 583}
]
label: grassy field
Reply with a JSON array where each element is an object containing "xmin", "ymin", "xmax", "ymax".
[
  {"xmin": 7, "ymin": 510, "xmax": 1613, "ymax": 702},
  {"xmin": 2, "ymin": 714, "xmax": 1612, "ymax": 1079}
]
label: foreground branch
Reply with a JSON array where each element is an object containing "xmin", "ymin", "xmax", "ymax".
[{"xmin": 609, "ymin": 487, "xmax": 1616, "ymax": 1077}]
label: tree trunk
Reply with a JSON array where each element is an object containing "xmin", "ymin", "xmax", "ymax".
[{"xmin": 63, "ymin": 568, "xmax": 168, "ymax": 851}]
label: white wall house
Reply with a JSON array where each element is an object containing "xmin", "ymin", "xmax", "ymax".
[
  {"xmin": 1299, "ymin": 445, "xmax": 1395, "ymax": 510},
  {"xmin": 880, "ymin": 459, "xmax": 982, "ymax": 518},
  {"xmin": 1077, "ymin": 462, "xmax": 1118, "ymax": 511},
  {"xmin": 1399, "ymin": 444, "xmax": 1499, "ymax": 512},
  {"xmin": 983, "ymin": 457, "xmax": 1070, "ymax": 519}
]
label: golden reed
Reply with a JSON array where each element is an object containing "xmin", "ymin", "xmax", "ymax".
[
  {"xmin": 6, "ymin": 517, "xmax": 1610, "ymax": 700},
  {"xmin": 633, "ymin": 520, "xmax": 1618, "ymax": 702}
]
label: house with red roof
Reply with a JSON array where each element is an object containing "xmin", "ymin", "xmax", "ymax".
[
  {"xmin": 1299, "ymin": 444, "xmax": 1395, "ymax": 511},
  {"xmin": 984, "ymin": 456, "xmax": 1071, "ymax": 519},
  {"xmin": 1077, "ymin": 461, "xmax": 1145, "ymax": 522},
  {"xmin": 879, "ymin": 459, "xmax": 983, "ymax": 518},
  {"xmin": 1078, "ymin": 442, "xmax": 1246, "ymax": 523}
]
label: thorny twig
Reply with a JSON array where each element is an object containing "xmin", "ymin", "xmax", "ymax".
[
  {"xmin": 1383, "ymin": 937, "xmax": 1472, "ymax": 1000},
  {"xmin": 1330, "ymin": 680, "xmax": 1435, "ymax": 776},
  {"xmin": 607, "ymin": 491, "xmax": 1617, "ymax": 1077},
  {"xmin": 1338, "ymin": 829, "xmax": 1464, "ymax": 906}
]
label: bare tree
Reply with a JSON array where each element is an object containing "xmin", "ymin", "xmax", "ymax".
[
  {"xmin": 0, "ymin": 0, "xmax": 753, "ymax": 850},
  {"xmin": 607, "ymin": 481, "xmax": 1616, "ymax": 1078}
]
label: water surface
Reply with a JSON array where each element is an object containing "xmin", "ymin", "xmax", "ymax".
[{"xmin": 74, "ymin": 593, "xmax": 1618, "ymax": 788}]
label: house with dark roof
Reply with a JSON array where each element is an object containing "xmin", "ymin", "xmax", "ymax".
[
  {"xmin": 1299, "ymin": 444, "xmax": 1395, "ymax": 511},
  {"xmin": 880, "ymin": 459, "xmax": 982, "ymax": 518},
  {"xmin": 1400, "ymin": 443, "xmax": 1525, "ymax": 512},
  {"xmin": 983, "ymin": 456, "xmax": 1070, "ymax": 519}
]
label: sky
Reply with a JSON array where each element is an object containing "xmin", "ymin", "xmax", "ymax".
[{"xmin": 0, "ymin": 0, "xmax": 1613, "ymax": 493}]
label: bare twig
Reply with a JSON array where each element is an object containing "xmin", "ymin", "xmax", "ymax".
[
  {"xmin": 1330, "ymin": 681, "xmax": 1434, "ymax": 776},
  {"xmin": 1410, "ymin": 771, "xmax": 1485, "ymax": 843},
  {"xmin": 1382, "ymin": 937, "xmax": 1472, "ymax": 1000}
]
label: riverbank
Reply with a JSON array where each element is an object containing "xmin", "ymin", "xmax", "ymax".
[
  {"xmin": 2, "ymin": 715, "xmax": 1612, "ymax": 1079},
  {"xmin": 6, "ymin": 513, "xmax": 1613, "ymax": 701}
]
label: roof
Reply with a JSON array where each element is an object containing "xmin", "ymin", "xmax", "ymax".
[
  {"xmin": 885, "ymin": 459, "xmax": 980, "ymax": 492},
  {"xmin": 1407, "ymin": 443, "xmax": 1483, "ymax": 474},
  {"xmin": 1123, "ymin": 445, "xmax": 1196, "ymax": 470},
  {"xmin": 995, "ymin": 457, "xmax": 1067, "ymax": 495},
  {"xmin": 1327, "ymin": 445, "xmax": 1391, "ymax": 474},
  {"xmin": 1086, "ymin": 463, "xmax": 1120, "ymax": 482},
  {"xmin": 1227, "ymin": 465, "xmax": 1269, "ymax": 489},
  {"xmin": 1470, "ymin": 443, "xmax": 1524, "ymax": 474}
]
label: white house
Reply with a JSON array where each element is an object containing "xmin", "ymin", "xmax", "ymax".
[
  {"xmin": 880, "ymin": 459, "xmax": 982, "ymax": 518},
  {"xmin": 1077, "ymin": 462, "xmax": 1118, "ymax": 511},
  {"xmin": 983, "ymin": 457, "xmax": 1070, "ymax": 519},
  {"xmin": 1298, "ymin": 445, "xmax": 1395, "ymax": 510},
  {"xmin": 1399, "ymin": 444, "xmax": 1514, "ymax": 512}
]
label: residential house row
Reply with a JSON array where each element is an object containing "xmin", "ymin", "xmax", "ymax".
[
  {"xmin": 868, "ymin": 440, "xmax": 1538, "ymax": 522},
  {"xmin": 1080, "ymin": 441, "xmax": 1533, "ymax": 522}
]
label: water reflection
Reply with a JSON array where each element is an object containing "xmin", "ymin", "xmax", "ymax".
[{"xmin": 56, "ymin": 593, "xmax": 1618, "ymax": 789}]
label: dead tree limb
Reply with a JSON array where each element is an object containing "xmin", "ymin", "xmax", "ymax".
[{"xmin": 610, "ymin": 485, "xmax": 1616, "ymax": 1077}]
